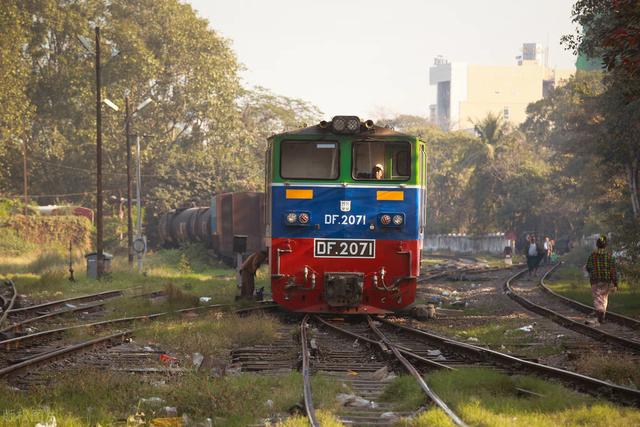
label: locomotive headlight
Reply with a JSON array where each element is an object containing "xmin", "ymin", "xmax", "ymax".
[
  {"xmin": 286, "ymin": 212, "xmax": 298, "ymax": 224},
  {"xmin": 380, "ymin": 214, "xmax": 392, "ymax": 225},
  {"xmin": 298, "ymin": 212, "xmax": 310, "ymax": 224},
  {"xmin": 332, "ymin": 116, "xmax": 346, "ymax": 132},
  {"xmin": 346, "ymin": 117, "xmax": 360, "ymax": 132},
  {"xmin": 392, "ymin": 214, "xmax": 404, "ymax": 226}
]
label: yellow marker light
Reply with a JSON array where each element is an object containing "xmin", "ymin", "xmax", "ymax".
[
  {"xmin": 286, "ymin": 189, "xmax": 313, "ymax": 199},
  {"xmin": 376, "ymin": 191, "xmax": 404, "ymax": 201}
]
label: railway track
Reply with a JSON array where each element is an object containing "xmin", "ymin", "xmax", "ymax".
[
  {"xmin": 540, "ymin": 264, "xmax": 640, "ymax": 329},
  {"xmin": 0, "ymin": 289, "xmax": 124, "ymax": 339},
  {"xmin": 0, "ymin": 302, "xmax": 228, "ymax": 383},
  {"xmin": 304, "ymin": 315, "xmax": 466, "ymax": 427},
  {"xmin": 505, "ymin": 265, "xmax": 640, "ymax": 353},
  {"xmin": 377, "ymin": 316, "xmax": 640, "ymax": 406}
]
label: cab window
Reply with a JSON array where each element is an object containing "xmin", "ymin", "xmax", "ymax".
[
  {"xmin": 280, "ymin": 141, "xmax": 339, "ymax": 180},
  {"xmin": 352, "ymin": 141, "xmax": 411, "ymax": 181}
]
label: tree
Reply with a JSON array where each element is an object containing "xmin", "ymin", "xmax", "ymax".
[
  {"xmin": 563, "ymin": 0, "xmax": 640, "ymax": 220},
  {"xmin": 0, "ymin": 1, "xmax": 33, "ymax": 191}
]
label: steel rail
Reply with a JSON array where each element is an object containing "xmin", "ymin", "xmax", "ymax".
[
  {"xmin": 233, "ymin": 303, "xmax": 280, "ymax": 315},
  {"xmin": 7, "ymin": 289, "xmax": 123, "ymax": 315},
  {"xmin": 504, "ymin": 267, "xmax": 640, "ymax": 353},
  {"xmin": 313, "ymin": 315, "xmax": 453, "ymax": 371},
  {"xmin": 0, "ymin": 300, "xmax": 108, "ymax": 335},
  {"xmin": 377, "ymin": 317, "xmax": 640, "ymax": 406},
  {"xmin": 366, "ymin": 316, "xmax": 468, "ymax": 427},
  {"xmin": 0, "ymin": 280, "xmax": 17, "ymax": 329},
  {"xmin": 540, "ymin": 263, "xmax": 640, "ymax": 330},
  {"xmin": 0, "ymin": 329, "xmax": 132, "ymax": 377},
  {"xmin": 0, "ymin": 303, "xmax": 227, "ymax": 348},
  {"xmin": 300, "ymin": 314, "xmax": 320, "ymax": 427}
]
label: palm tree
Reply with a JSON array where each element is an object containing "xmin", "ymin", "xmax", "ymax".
[{"xmin": 473, "ymin": 112, "xmax": 508, "ymax": 161}]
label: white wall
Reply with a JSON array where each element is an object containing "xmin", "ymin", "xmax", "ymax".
[{"xmin": 424, "ymin": 234, "xmax": 514, "ymax": 255}]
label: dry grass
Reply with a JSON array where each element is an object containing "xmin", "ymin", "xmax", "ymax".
[
  {"xmin": 138, "ymin": 312, "xmax": 280, "ymax": 356},
  {"xmin": 575, "ymin": 353, "xmax": 640, "ymax": 388},
  {"xmin": 275, "ymin": 410, "xmax": 345, "ymax": 426}
]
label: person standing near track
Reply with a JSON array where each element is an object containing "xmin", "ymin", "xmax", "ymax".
[
  {"xmin": 525, "ymin": 235, "xmax": 544, "ymax": 278},
  {"xmin": 585, "ymin": 235, "xmax": 618, "ymax": 324}
]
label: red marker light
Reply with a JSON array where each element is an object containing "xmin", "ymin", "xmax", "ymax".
[
  {"xmin": 380, "ymin": 214, "xmax": 391, "ymax": 225},
  {"xmin": 299, "ymin": 212, "xmax": 310, "ymax": 224}
]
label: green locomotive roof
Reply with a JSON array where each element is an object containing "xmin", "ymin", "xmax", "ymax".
[{"xmin": 268, "ymin": 121, "xmax": 416, "ymax": 141}]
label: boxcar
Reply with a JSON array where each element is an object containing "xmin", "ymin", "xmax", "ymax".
[{"xmin": 266, "ymin": 116, "xmax": 427, "ymax": 313}]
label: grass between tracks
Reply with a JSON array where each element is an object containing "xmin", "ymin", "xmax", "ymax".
[
  {"xmin": 384, "ymin": 368, "xmax": 640, "ymax": 427},
  {"xmin": 0, "ymin": 370, "xmax": 345, "ymax": 426},
  {"xmin": 545, "ymin": 265, "xmax": 640, "ymax": 318}
]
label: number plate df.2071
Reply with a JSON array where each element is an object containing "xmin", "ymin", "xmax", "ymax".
[{"xmin": 313, "ymin": 239, "xmax": 375, "ymax": 258}]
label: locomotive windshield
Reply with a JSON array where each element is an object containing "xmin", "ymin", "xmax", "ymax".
[
  {"xmin": 280, "ymin": 140, "xmax": 339, "ymax": 179},
  {"xmin": 352, "ymin": 141, "xmax": 411, "ymax": 181}
]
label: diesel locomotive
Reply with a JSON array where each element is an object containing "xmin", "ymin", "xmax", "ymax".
[{"xmin": 266, "ymin": 116, "xmax": 427, "ymax": 313}]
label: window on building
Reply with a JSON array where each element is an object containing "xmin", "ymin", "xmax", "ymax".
[
  {"xmin": 352, "ymin": 141, "xmax": 411, "ymax": 181},
  {"xmin": 280, "ymin": 141, "xmax": 339, "ymax": 180},
  {"xmin": 503, "ymin": 107, "xmax": 510, "ymax": 121}
]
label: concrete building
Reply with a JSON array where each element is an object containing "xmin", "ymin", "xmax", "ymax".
[{"xmin": 429, "ymin": 44, "xmax": 574, "ymax": 131}]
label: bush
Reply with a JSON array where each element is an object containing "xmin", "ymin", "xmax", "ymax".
[
  {"xmin": 3, "ymin": 215, "xmax": 92, "ymax": 251},
  {"xmin": 0, "ymin": 227, "xmax": 37, "ymax": 254}
]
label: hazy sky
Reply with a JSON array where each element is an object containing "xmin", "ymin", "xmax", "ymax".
[{"xmin": 189, "ymin": 0, "xmax": 578, "ymax": 119}]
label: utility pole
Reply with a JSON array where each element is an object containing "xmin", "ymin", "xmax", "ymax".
[
  {"xmin": 22, "ymin": 138, "xmax": 28, "ymax": 215},
  {"xmin": 136, "ymin": 134, "xmax": 143, "ymax": 273},
  {"xmin": 125, "ymin": 96, "xmax": 133, "ymax": 267},
  {"xmin": 95, "ymin": 26, "xmax": 104, "ymax": 278}
]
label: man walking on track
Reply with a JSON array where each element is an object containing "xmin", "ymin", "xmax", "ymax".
[{"xmin": 585, "ymin": 235, "xmax": 618, "ymax": 325}]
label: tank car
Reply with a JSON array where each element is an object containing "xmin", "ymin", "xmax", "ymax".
[
  {"xmin": 266, "ymin": 116, "xmax": 427, "ymax": 313},
  {"xmin": 157, "ymin": 193, "xmax": 265, "ymax": 264}
]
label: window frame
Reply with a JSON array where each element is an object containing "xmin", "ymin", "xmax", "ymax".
[
  {"xmin": 279, "ymin": 139, "xmax": 340, "ymax": 181},
  {"xmin": 351, "ymin": 140, "xmax": 412, "ymax": 182}
]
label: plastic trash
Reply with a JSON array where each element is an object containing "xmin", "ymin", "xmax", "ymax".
[
  {"xmin": 199, "ymin": 296, "xmax": 212, "ymax": 304},
  {"xmin": 35, "ymin": 416, "xmax": 57, "ymax": 427},
  {"xmin": 467, "ymin": 337, "xmax": 479, "ymax": 342},
  {"xmin": 427, "ymin": 349, "xmax": 442, "ymax": 357},
  {"xmin": 65, "ymin": 303, "xmax": 77, "ymax": 309},
  {"xmin": 336, "ymin": 393, "xmax": 378, "ymax": 408},
  {"xmin": 381, "ymin": 412, "xmax": 399, "ymax": 420},
  {"xmin": 159, "ymin": 354, "xmax": 178, "ymax": 365},
  {"xmin": 517, "ymin": 325, "xmax": 534, "ymax": 332},
  {"xmin": 441, "ymin": 290, "xmax": 451, "ymax": 296},
  {"xmin": 140, "ymin": 397, "xmax": 164, "ymax": 406},
  {"xmin": 265, "ymin": 399, "xmax": 274, "ymax": 408},
  {"xmin": 192, "ymin": 352, "xmax": 204, "ymax": 369},
  {"xmin": 163, "ymin": 406, "xmax": 178, "ymax": 417}
]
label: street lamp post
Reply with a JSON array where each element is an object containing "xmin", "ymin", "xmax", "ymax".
[
  {"xmin": 125, "ymin": 98, "xmax": 152, "ymax": 268},
  {"xmin": 135, "ymin": 134, "xmax": 144, "ymax": 273},
  {"xmin": 125, "ymin": 97, "xmax": 133, "ymax": 266}
]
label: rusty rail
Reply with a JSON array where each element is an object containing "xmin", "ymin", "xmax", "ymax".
[
  {"xmin": 540, "ymin": 263, "xmax": 640, "ymax": 330},
  {"xmin": 366, "ymin": 316, "xmax": 467, "ymax": 427},
  {"xmin": 0, "ymin": 330, "xmax": 132, "ymax": 377},
  {"xmin": 377, "ymin": 317, "xmax": 640, "ymax": 406},
  {"xmin": 7, "ymin": 290, "xmax": 123, "ymax": 315},
  {"xmin": 504, "ymin": 266, "xmax": 640, "ymax": 353}
]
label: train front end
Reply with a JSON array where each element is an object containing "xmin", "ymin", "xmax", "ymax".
[{"xmin": 266, "ymin": 116, "xmax": 427, "ymax": 313}]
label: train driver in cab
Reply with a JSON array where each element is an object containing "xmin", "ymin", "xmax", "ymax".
[{"xmin": 372, "ymin": 163, "xmax": 384, "ymax": 180}]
